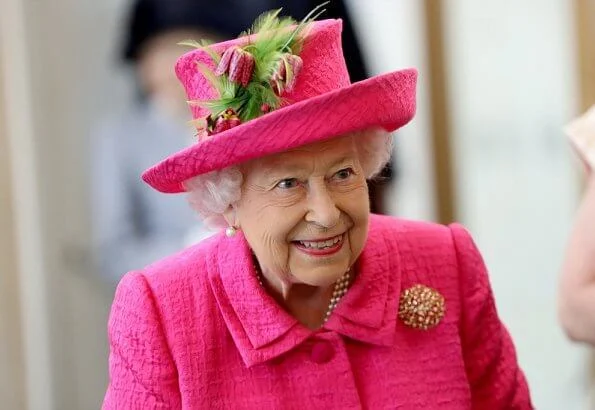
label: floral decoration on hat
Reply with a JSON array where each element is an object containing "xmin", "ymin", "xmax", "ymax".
[{"xmin": 179, "ymin": 2, "xmax": 329, "ymax": 139}]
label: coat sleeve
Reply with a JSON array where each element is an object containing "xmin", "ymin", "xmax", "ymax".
[
  {"xmin": 450, "ymin": 224, "xmax": 533, "ymax": 409},
  {"xmin": 103, "ymin": 271, "xmax": 181, "ymax": 409}
]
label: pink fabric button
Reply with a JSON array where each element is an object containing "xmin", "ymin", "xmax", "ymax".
[{"xmin": 310, "ymin": 340, "xmax": 335, "ymax": 364}]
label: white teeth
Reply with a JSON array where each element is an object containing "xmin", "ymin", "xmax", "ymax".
[{"xmin": 299, "ymin": 235, "xmax": 342, "ymax": 249}]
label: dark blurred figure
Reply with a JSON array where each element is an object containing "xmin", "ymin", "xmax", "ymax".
[
  {"xmin": 91, "ymin": 0, "xmax": 393, "ymax": 284},
  {"xmin": 91, "ymin": 0, "xmax": 221, "ymax": 284}
]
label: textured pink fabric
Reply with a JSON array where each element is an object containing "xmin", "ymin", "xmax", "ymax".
[
  {"xmin": 103, "ymin": 215, "xmax": 533, "ymax": 409},
  {"xmin": 141, "ymin": 20, "xmax": 417, "ymax": 193}
]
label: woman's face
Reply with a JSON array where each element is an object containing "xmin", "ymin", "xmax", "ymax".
[{"xmin": 233, "ymin": 135, "xmax": 370, "ymax": 287}]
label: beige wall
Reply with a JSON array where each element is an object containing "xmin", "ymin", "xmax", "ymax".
[
  {"xmin": 0, "ymin": 40, "xmax": 27, "ymax": 410},
  {"xmin": 1, "ymin": 0, "xmax": 128, "ymax": 408},
  {"xmin": 18, "ymin": 0, "xmax": 125, "ymax": 406},
  {"xmin": 443, "ymin": 1, "xmax": 586, "ymax": 408}
]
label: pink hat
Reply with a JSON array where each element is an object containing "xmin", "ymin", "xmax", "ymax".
[{"xmin": 142, "ymin": 12, "xmax": 417, "ymax": 194}]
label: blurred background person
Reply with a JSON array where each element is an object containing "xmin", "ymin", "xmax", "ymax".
[
  {"xmin": 559, "ymin": 174, "xmax": 595, "ymax": 345},
  {"xmin": 559, "ymin": 108, "xmax": 595, "ymax": 346},
  {"xmin": 90, "ymin": 0, "xmax": 220, "ymax": 284},
  {"xmin": 90, "ymin": 0, "xmax": 391, "ymax": 284}
]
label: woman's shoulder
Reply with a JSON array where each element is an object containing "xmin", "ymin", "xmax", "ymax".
[
  {"xmin": 120, "ymin": 232, "xmax": 225, "ymax": 292},
  {"xmin": 369, "ymin": 215, "xmax": 453, "ymax": 271},
  {"xmin": 110, "ymin": 233, "xmax": 227, "ymax": 343},
  {"xmin": 369, "ymin": 214, "xmax": 475, "ymax": 244},
  {"xmin": 369, "ymin": 214, "xmax": 453, "ymax": 244},
  {"xmin": 368, "ymin": 214, "xmax": 482, "ymax": 284}
]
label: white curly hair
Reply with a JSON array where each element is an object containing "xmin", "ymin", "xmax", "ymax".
[{"xmin": 183, "ymin": 127, "xmax": 393, "ymax": 229}]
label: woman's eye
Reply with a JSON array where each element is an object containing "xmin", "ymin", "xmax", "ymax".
[
  {"xmin": 276, "ymin": 178, "xmax": 299, "ymax": 189},
  {"xmin": 334, "ymin": 168, "xmax": 354, "ymax": 180}
]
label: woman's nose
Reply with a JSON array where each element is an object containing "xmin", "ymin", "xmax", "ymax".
[{"xmin": 305, "ymin": 183, "xmax": 340, "ymax": 229}]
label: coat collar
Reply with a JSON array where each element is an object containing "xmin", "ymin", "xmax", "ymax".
[{"xmin": 209, "ymin": 215, "xmax": 402, "ymax": 367}]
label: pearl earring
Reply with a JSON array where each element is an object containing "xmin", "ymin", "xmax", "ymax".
[{"xmin": 225, "ymin": 226, "xmax": 237, "ymax": 237}]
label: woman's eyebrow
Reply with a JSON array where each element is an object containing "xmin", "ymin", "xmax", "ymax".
[
  {"xmin": 258, "ymin": 153, "xmax": 354, "ymax": 180},
  {"xmin": 260, "ymin": 163, "xmax": 304, "ymax": 180},
  {"xmin": 329, "ymin": 156, "xmax": 354, "ymax": 168}
]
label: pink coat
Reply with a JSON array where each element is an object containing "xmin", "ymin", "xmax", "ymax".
[{"xmin": 103, "ymin": 215, "xmax": 533, "ymax": 409}]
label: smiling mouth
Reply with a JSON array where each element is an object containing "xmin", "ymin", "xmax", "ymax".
[{"xmin": 293, "ymin": 234, "xmax": 344, "ymax": 250}]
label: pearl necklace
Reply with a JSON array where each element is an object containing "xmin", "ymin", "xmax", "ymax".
[
  {"xmin": 323, "ymin": 270, "xmax": 351, "ymax": 323},
  {"xmin": 253, "ymin": 259, "xmax": 352, "ymax": 324}
]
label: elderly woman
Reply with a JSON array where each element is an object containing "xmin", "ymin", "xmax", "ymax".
[{"xmin": 103, "ymin": 8, "xmax": 532, "ymax": 409}]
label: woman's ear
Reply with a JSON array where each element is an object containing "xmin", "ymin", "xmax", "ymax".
[{"xmin": 222, "ymin": 205, "xmax": 240, "ymax": 228}]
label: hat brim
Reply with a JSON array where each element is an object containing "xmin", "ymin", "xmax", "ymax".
[{"xmin": 142, "ymin": 68, "xmax": 417, "ymax": 193}]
